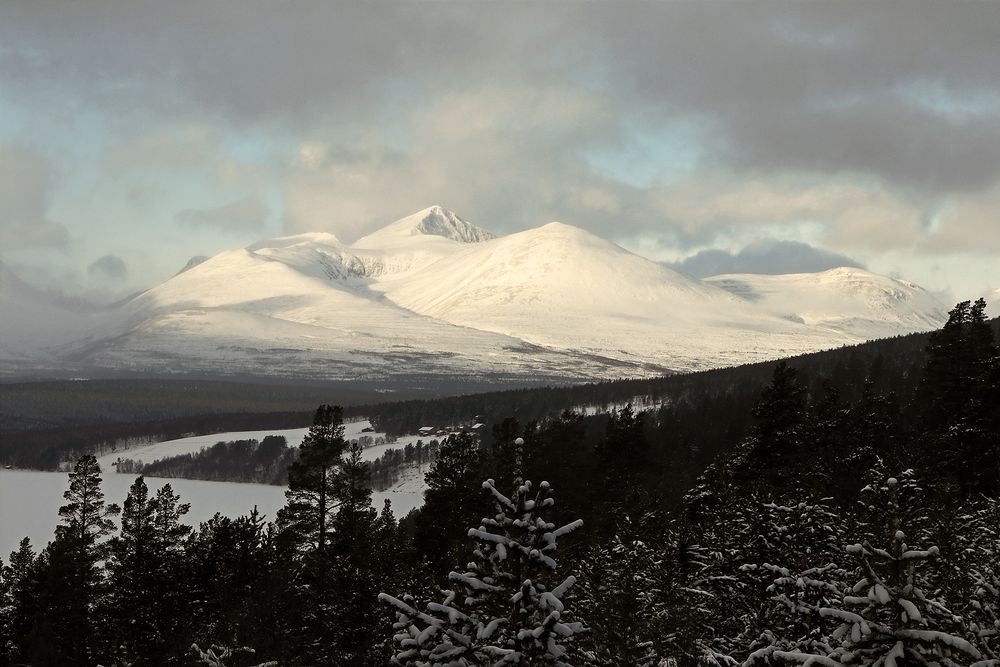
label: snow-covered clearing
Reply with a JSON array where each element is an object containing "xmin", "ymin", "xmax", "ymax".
[
  {"xmin": 94, "ymin": 419, "xmax": 429, "ymax": 471},
  {"xmin": 0, "ymin": 468, "xmax": 423, "ymax": 557}
]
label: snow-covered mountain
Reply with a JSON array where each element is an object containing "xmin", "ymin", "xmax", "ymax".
[
  {"xmin": 1, "ymin": 206, "xmax": 951, "ymax": 381},
  {"xmin": 705, "ymin": 268, "xmax": 945, "ymax": 339}
]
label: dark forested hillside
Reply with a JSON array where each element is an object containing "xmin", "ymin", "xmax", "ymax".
[
  {"xmin": 355, "ymin": 320, "xmax": 1000, "ymax": 437},
  {"xmin": 3, "ymin": 319, "xmax": 996, "ymax": 472},
  {"xmin": 1, "ymin": 300, "xmax": 997, "ymax": 666}
]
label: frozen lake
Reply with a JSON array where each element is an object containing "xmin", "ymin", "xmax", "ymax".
[{"xmin": 0, "ymin": 467, "xmax": 423, "ymax": 558}]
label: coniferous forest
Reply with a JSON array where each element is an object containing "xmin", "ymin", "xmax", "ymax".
[{"xmin": 1, "ymin": 299, "xmax": 998, "ymax": 667}]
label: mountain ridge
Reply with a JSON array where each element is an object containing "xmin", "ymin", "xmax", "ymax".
[{"xmin": 0, "ymin": 207, "xmax": 950, "ymax": 381}]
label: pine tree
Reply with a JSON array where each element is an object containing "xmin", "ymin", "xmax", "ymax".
[
  {"xmin": 107, "ymin": 476, "xmax": 158, "ymax": 664},
  {"xmin": 415, "ymin": 431, "xmax": 487, "ymax": 571},
  {"xmin": 1, "ymin": 538, "xmax": 39, "ymax": 665},
  {"xmin": 278, "ymin": 404, "xmax": 347, "ymax": 553},
  {"xmin": 327, "ymin": 442, "xmax": 382, "ymax": 665},
  {"xmin": 381, "ymin": 477, "xmax": 585, "ymax": 665},
  {"xmin": 27, "ymin": 455, "xmax": 120, "ymax": 666},
  {"xmin": 600, "ymin": 403, "xmax": 648, "ymax": 468}
]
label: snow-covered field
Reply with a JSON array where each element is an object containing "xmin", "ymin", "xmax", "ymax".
[
  {"xmin": 94, "ymin": 419, "xmax": 432, "ymax": 471},
  {"xmin": 2, "ymin": 420, "xmax": 444, "ymax": 557},
  {"xmin": 0, "ymin": 467, "xmax": 424, "ymax": 558}
]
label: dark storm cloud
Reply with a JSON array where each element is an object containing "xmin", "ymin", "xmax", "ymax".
[
  {"xmin": 670, "ymin": 241, "xmax": 865, "ymax": 279},
  {"xmin": 585, "ymin": 1, "xmax": 1000, "ymax": 194},
  {"xmin": 3, "ymin": 1, "xmax": 997, "ymax": 197},
  {"xmin": 87, "ymin": 254, "xmax": 128, "ymax": 281}
]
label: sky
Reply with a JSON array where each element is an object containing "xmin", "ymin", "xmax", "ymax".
[{"xmin": 1, "ymin": 1, "xmax": 998, "ymax": 305}]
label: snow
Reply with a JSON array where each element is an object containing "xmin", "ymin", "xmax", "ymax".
[
  {"xmin": 95, "ymin": 427, "xmax": 310, "ymax": 470},
  {"xmin": 93, "ymin": 419, "xmax": 380, "ymax": 470},
  {"xmin": 0, "ymin": 467, "xmax": 424, "ymax": 558},
  {"xmin": 92, "ymin": 420, "xmax": 436, "ymax": 495},
  {"xmin": 354, "ymin": 205, "xmax": 495, "ymax": 247},
  {"xmin": 705, "ymin": 268, "xmax": 946, "ymax": 340},
  {"xmin": 1, "ymin": 207, "xmax": 949, "ymax": 379}
]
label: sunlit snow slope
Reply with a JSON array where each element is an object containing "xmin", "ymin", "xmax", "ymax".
[
  {"xmin": 705, "ymin": 269, "xmax": 945, "ymax": 339},
  {"xmin": 2, "ymin": 206, "xmax": 950, "ymax": 380}
]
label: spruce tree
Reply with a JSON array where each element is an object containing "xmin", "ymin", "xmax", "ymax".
[
  {"xmin": 108, "ymin": 478, "xmax": 193, "ymax": 663},
  {"xmin": 574, "ymin": 518, "xmax": 665, "ymax": 666},
  {"xmin": 739, "ymin": 362, "xmax": 808, "ymax": 489},
  {"xmin": 381, "ymin": 477, "xmax": 585, "ymax": 665},
  {"xmin": 776, "ymin": 476, "xmax": 983, "ymax": 667},
  {"xmin": 185, "ymin": 510, "xmax": 288, "ymax": 663},
  {"xmin": 107, "ymin": 476, "xmax": 158, "ymax": 664}
]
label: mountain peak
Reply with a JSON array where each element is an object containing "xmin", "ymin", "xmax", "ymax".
[{"xmin": 356, "ymin": 206, "xmax": 496, "ymax": 247}]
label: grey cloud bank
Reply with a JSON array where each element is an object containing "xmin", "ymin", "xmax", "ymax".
[
  {"xmin": 87, "ymin": 254, "xmax": 128, "ymax": 281},
  {"xmin": 0, "ymin": 1, "xmax": 998, "ymax": 301},
  {"xmin": 671, "ymin": 241, "xmax": 865, "ymax": 279}
]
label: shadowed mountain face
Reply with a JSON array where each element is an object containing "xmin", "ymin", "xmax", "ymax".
[{"xmin": 0, "ymin": 207, "xmax": 948, "ymax": 382}]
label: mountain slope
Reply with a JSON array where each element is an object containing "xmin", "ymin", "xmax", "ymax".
[
  {"xmin": 705, "ymin": 268, "xmax": 946, "ymax": 339},
  {"xmin": 3, "ymin": 207, "xmax": 950, "ymax": 381},
  {"xmin": 68, "ymin": 228, "xmax": 648, "ymax": 380},
  {"xmin": 376, "ymin": 222, "xmax": 939, "ymax": 370}
]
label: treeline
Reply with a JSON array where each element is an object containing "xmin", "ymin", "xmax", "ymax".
[
  {"xmin": 0, "ymin": 299, "xmax": 997, "ymax": 666},
  {"xmin": 368, "ymin": 439, "xmax": 440, "ymax": 490},
  {"xmin": 117, "ymin": 436, "xmax": 297, "ymax": 485},
  {"xmin": 355, "ymin": 319, "xmax": 998, "ymax": 439},
  {"xmin": 0, "ymin": 410, "xmax": 316, "ymax": 470},
  {"xmin": 1, "ymin": 376, "xmax": 498, "ymax": 432}
]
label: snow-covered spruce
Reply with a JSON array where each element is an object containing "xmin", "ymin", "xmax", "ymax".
[
  {"xmin": 955, "ymin": 497, "xmax": 1000, "ymax": 665},
  {"xmin": 186, "ymin": 643, "xmax": 277, "ymax": 667},
  {"xmin": 379, "ymin": 475, "xmax": 585, "ymax": 665},
  {"xmin": 740, "ymin": 497, "xmax": 848, "ymax": 666},
  {"xmin": 775, "ymin": 477, "xmax": 984, "ymax": 667}
]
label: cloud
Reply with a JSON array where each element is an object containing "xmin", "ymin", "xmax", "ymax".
[
  {"xmin": 175, "ymin": 196, "xmax": 270, "ymax": 232},
  {"xmin": 87, "ymin": 254, "xmax": 128, "ymax": 280},
  {"xmin": 280, "ymin": 84, "xmax": 627, "ymax": 242},
  {"xmin": 0, "ymin": 142, "xmax": 68, "ymax": 249},
  {"xmin": 585, "ymin": 2, "xmax": 1000, "ymax": 194},
  {"xmin": 2, "ymin": 2, "xmax": 999, "ymax": 298},
  {"xmin": 5, "ymin": 2, "xmax": 998, "ymax": 196},
  {"xmin": 634, "ymin": 175, "xmax": 926, "ymax": 253},
  {"xmin": 670, "ymin": 240, "xmax": 864, "ymax": 278},
  {"xmin": 103, "ymin": 125, "xmax": 219, "ymax": 173},
  {"xmin": 924, "ymin": 180, "xmax": 1000, "ymax": 253}
]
